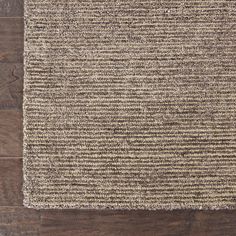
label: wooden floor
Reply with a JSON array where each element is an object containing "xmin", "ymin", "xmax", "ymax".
[{"xmin": 0, "ymin": 1, "xmax": 235, "ymax": 235}]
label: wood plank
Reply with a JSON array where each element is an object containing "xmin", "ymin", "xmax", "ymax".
[
  {"xmin": 40, "ymin": 209, "xmax": 236, "ymax": 236},
  {"xmin": 0, "ymin": 159, "xmax": 23, "ymax": 206},
  {"xmin": 0, "ymin": 0, "xmax": 23, "ymax": 17},
  {"xmin": 0, "ymin": 63, "xmax": 23, "ymax": 110},
  {"xmin": 0, "ymin": 18, "xmax": 23, "ymax": 63},
  {"xmin": 40, "ymin": 210, "xmax": 193, "ymax": 236},
  {"xmin": 190, "ymin": 211, "xmax": 236, "ymax": 236},
  {"xmin": 0, "ymin": 111, "xmax": 22, "ymax": 157},
  {"xmin": 0, "ymin": 207, "xmax": 40, "ymax": 236}
]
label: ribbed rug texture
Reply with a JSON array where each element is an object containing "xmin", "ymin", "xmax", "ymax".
[{"xmin": 23, "ymin": 0, "xmax": 236, "ymax": 209}]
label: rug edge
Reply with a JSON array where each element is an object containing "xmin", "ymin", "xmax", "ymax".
[{"xmin": 23, "ymin": 198, "xmax": 236, "ymax": 210}]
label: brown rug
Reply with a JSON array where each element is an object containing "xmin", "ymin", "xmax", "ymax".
[{"xmin": 23, "ymin": 0, "xmax": 236, "ymax": 209}]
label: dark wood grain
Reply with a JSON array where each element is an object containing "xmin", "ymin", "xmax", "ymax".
[
  {"xmin": 0, "ymin": 18, "xmax": 23, "ymax": 63},
  {"xmin": 0, "ymin": 63, "xmax": 23, "ymax": 110},
  {"xmin": 0, "ymin": 207, "xmax": 40, "ymax": 236},
  {"xmin": 40, "ymin": 210, "xmax": 236, "ymax": 236},
  {"xmin": 0, "ymin": 111, "xmax": 22, "ymax": 157},
  {"xmin": 0, "ymin": 159, "xmax": 23, "ymax": 206},
  {"xmin": 40, "ymin": 210, "xmax": 193, "ymax": 236},
  {"xmin": 190, "ymin": 211, "xmax": 236, "ymax": 236},
  {"xmin": 0, "ymin": 0, "xmax": 23, "ymax": 17}
]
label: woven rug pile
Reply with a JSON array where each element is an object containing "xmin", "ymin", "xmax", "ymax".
[{"xmin": 23, "ymin": 0, "xmax": 236, "ymax": 209}]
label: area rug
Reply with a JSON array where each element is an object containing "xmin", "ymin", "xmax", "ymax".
[{"xmin": 23, "ymin": 0, "xmax": 236, "ymax": 209}]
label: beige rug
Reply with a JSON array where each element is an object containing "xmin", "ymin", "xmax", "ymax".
[{"xmin": 23, "ymin": 0, "xmax": 236, "ymax": 209}]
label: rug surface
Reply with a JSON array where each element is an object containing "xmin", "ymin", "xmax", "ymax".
[{"xmin": 23, "ymin": 0, "xmax": 236, "ymax": 209}]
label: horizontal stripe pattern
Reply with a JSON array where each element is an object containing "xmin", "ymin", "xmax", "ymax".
[{"xmin": 23, "ymin": 0, "xmax": 236, "ymax": 209}]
